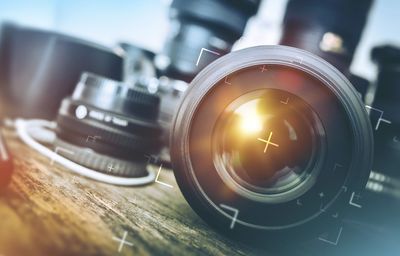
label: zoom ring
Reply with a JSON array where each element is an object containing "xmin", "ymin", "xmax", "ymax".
[
  {"xmin": 56, "ymin": 114, "xmax": 162, "ymax": 153},
  {"xmin": 54, "ymin": 138, "xmax": 149, "ymax": 177}
]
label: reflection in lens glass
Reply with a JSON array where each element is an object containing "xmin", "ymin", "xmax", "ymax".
[{"xmin": 213, "ymin": 89, "xmax": 325, "ymax": 202}]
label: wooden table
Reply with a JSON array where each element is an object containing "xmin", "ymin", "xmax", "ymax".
[{"xmin": 0, "ymin": 129, "xmax": 271, "ymax": 256}]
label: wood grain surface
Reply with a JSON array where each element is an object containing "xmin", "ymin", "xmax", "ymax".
[{"xmin": 0, "ymin": 129, "xmax": 271, "ymax": 256}]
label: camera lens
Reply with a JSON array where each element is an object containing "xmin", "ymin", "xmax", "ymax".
[
  {"xmin": 118, "ymin": 42, "xmax": 156, "ymax": 86},
  {"xmin": 1, "ymin": 24, "xmax": 123, "ymax": 119},
  {"xmin": 157, "ymin": 0, "xmax": 261, "ymax": 82},
  {"xmin": 55, "ymin": 72, "xmax": 163, "ymax": 177},
  {"xmin": 171, "ymin": 46, "xmax": 373, "ymax": 244},
  {"xmin": 213, "ymin": 89, "xmax": 325, "ymax": 203},
  {"xmin": 370, "ymin": 45, "xmax": 400, "ymax": 177},
  {"xmin": 280, "ymin": 0, "xmax": 372, "ymax": 77}
]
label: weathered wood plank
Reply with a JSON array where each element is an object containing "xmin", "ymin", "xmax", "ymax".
[{"xmin": 0, "ymin": 130, "xmax": 270, "ymax": 256}]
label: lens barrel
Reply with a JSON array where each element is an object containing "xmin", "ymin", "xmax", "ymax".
[
  {"xmin": 370, "ymin": 45, "xmax": 400, "ymax": 177},
  {"xmin": 55, "ymin": 73, "xmax": 163, "ymax": 177},
  {"xmin": 280, "ymin": 0, "xmax": 373, "ymax": 76},
  {"xmin": 170, "ymin": 46, "xmax": 373, "ymax": 244},
  {"xmin": 157, "ymin": 0, "xmax": 261, "ymax": 82},
  {"xmin": 0, "ymin": 23, "xmax": 123, "ymax": 119}
]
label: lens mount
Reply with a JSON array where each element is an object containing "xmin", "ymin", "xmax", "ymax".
[{"xmin": 171, "ymin": 46, "xmax": 373, "ymax": 243}]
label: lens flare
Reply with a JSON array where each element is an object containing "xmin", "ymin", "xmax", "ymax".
[{"xmin": 237, "ymin": 100, "xmax": 263, "ymax": 134}]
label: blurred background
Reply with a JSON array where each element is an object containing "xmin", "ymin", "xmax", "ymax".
[
  {"xmin": 0, "ymin": 0, "xmax": 399, "ymax": 81},
  {"xmin": 0, "ymin": 0, "xmax": 400, "ymax": 80}
]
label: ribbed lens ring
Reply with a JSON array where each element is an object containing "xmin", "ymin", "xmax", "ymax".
[
  {"xmin": 53, "ymin": 138, "xmax": 148, "ymax": 177},
  {"xmin": 55, "ymin": 115, "xmax": 161, "ymax": 157}
]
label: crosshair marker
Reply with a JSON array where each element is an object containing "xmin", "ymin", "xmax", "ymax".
[
  {"xmin": 107, "ymin": 164, "xmax": 117, "ymax": 173},
  {"xmin": 259, "ymin": 65, "xmax": 268, "ymax": 72},
  {"xmin": 112, "ymin": 231, "xmax": 133, "ymax": 253},
  {"xmin": 257, "ymin": 131, "xmax": 279, "ymax": 153}
]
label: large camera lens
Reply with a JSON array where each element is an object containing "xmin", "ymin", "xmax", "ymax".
[{"xmin": 171, "ymin": 46, "xmax": 373, "ymax": 244}]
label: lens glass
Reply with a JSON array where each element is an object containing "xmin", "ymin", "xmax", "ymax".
[{"xmin": 213, "ymin": 89, "xmax": 325, "ymax": 201}]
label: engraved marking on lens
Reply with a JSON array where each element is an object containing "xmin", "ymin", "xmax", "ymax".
[
  {"xmin": 51, "ymin": 147, "xmax": 74, "ymax": 165},
  {"xmin": 393, "ymin": 136, "xmax": 399, "ymax": 143},
  {"xmin": 257, "ymin": 131, "xmax": 279, "ymax": 153},
  {"xmin": 196, "ymin": 48, "xmax": 220, "ymax": 67},
  {"xmin": 296, "ymin": 199, "xmax": 303, "ymax": 206},
  {"xmin": 155, "ymin": 165, "xmax": 173, "ymax": 188},
  {"xmin": 219, "ymin": 204, "xmax": 239, "ymax": 229},
  {"xmin": 349, "ymin": 192, "xmax": 362, "ymax": 208},
  {"xmin": 365, "ymin": 105, "xmax": 392, "ymax": 130},
  {"xmin": 318, "ymin": 226, "xmax": 343, "ymax": 246},
  {"xmin": 332, "ymin": 212, "xmax": 339, "ymax": 218}
]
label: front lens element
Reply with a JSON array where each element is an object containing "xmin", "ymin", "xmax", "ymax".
[{"xmin": 213, "ymin": 89, "xmax": 324, "ymax": 202}]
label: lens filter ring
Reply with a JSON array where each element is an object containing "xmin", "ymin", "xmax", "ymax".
[{"xmin": 170, "ymin": 45, "xmax": 373, "ymax": 244}]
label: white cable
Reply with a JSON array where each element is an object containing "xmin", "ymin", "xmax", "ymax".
[{"xmin": 15, "ymin": 119, "xmax": 155, "ymax": 186}]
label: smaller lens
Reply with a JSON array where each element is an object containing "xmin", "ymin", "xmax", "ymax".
[
  {"xmin": 55, "ymin": 72, "xmax": 163, "ymax": 177},
  {"xmin": 213, "ymin": 89, "xmax": 325, "ymax": 202}
]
